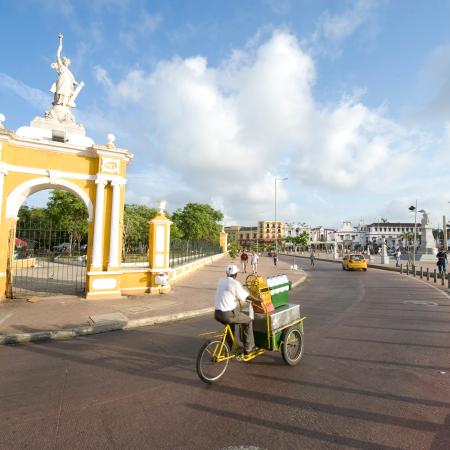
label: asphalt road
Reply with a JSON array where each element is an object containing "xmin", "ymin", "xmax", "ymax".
[{"xmin": 1, "ymin": 258, "xmax": 450, "ymax": 450}]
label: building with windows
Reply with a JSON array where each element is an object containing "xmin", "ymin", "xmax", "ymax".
[
  {"xmin": 224, "ymin": 225, "xmax": 240, "ymax": 243},
  {"xmin": 334, "ymin": 221, "xmax": 361, "ymax": 249},
  {"xmin": 285, "ymin": 223, "xmax": 310, "ymax": 238},
  {"xmin": 258, "ymin": 220, "xmax": 285, "ymax": 243},
  {"xmin": 225, "ymin": 219, "xmax": 425, "ymax": 252},
  {"xmin": 225, "ymin": 220, "xmax": 285, "ymax": 247},
  {"xmin": 362, "ymin": 222, "xmax": 421, "ymax": 249},
  {"xmin": 239, "ymin": 226, "xmax": 258, "ymax": 247},
  {"xmin": 310, "ymin": 226, "xmax": 336, "ymax": 244}
]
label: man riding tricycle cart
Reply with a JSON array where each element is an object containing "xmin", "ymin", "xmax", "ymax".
[{"xmin": 196, "ymin": 265, "xmax": 305, "ymax": 383}]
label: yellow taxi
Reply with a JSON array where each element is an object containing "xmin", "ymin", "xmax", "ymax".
[{"xmin": 342, "ymin": 254, "xmax": 367, "ymax": 271}]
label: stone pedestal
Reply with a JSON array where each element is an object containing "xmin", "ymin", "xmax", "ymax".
[
  {"xmin": 380, "ymin": 241, "xmax": 390, "ymax": 265},
  {"xmin": 148, "ymin": 212, "xmax": 172, "ymax": 294},
  {"xmin": 31, "ymin": 115, "xmax": 86, "ymax": 135},
  {"xmin": 416, "ymin": 224, "xmax": 437, "ymax": 261},
  {"xmin": 333, "ymin": 244, "xmax": 339, "ymax": 260},
  {"xmin": 219, "ymin": 231, "xmax": 228, "ymax": 254}
]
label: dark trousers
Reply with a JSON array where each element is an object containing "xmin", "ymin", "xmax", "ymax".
[{"xmin": 214, "ymin": 309, "xmax": 255, "ymax": 351}]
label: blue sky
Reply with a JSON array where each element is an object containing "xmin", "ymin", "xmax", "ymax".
[{"xmin": 1, "ymin": 0, "xmax": 450, "ymax": 227}]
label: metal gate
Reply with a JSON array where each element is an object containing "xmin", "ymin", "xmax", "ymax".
[{"xmin": 7, "ymin": 221, "xmax": 87, "ymax": 298}]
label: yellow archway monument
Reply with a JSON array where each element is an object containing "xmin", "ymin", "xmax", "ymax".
[{"xmin": 0, "ymin": 34, "xmax": 133, "ymax": 300}]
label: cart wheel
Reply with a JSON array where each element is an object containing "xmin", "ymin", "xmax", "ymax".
[
  {"xmin": 281, "ymin": 326, "xmax": 304, "ymax": 366},
  {"xmin": 196, "ymin": 339, "xmax": 230, "ymax": 384}
]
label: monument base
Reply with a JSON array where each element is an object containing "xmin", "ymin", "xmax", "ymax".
[
  {"xmin": 380, "ymin": 255, "xmax": 390, "ymax": 265},
  {"xmin": 31, "ymin": 115, "xmax": 86, "ymax": 136},
  {"xmin": 416, "ymin": 252, "xmax": 437, "ymax": 262}
]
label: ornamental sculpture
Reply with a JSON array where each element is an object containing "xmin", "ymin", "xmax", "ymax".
[{"xmin": 45, "ymin": 33, "xmax": 84, "ymax": 124}]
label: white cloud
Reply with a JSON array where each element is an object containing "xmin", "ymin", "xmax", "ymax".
[
  {"xmin": 307, "ymin": 0, "xmax": 382, "ymax": 57},
  {"xmin": 39, "ymin": 0, "xmax": 74, "ymax": 17},
  {"xmin": 3, "ymin": 28, "xmax": 445, "ymax": 227},
  {"xmin": 96, "ymin": 30, "xmax": 434, "ymax": 224},
  {"xmin": 316, "ymin": 0, "xmax": 376, "ymax": 42},
  {"xmin": 94, "ymin": 65, "xmax": 113, "ymax": 88},
  {"xmin": 0, "ymin": 73, "xmax": 50, "ymax": 111}
]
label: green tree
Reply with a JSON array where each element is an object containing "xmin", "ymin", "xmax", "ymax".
[
  {"xmin": 293, "ymin": 231, "xmax": 309, "ymax": 250},
  {"xmin": 399, "ymin": 231, "xmax": 414, "ymax": 247},
  {"xmin": 228, "ymin": 241, "xmax": 241, "ymax": 259},
  {"xmin": 46, "ymin": 190, "xmax": 89, "ymax": 254},
  {"xmin": 171, "ymin": 203, "xmax": 224, "ymax": 243},
  {"xmin": 123, "ymin": 204, "xmax": 157, "ymax": 255},
  {"xmin": 18, "ymin": 205, "xmax": 50, "ymax": 228}
]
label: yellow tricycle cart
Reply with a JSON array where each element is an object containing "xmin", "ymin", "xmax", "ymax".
[{"xmin": 196, "ymin": 274, "xmax": 305, "ymax": 383}]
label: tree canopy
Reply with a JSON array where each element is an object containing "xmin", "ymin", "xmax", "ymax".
[
  {"xmin": 171, "ymin": 203, "xmax": 223, "ymax": 243},
  {"xmin": 123, "ymin": 204, "xmax": 157, "ymax": 248},
  {"xmin": 18, "ymin": 193, "xmax": 223, "ymax": 250}
]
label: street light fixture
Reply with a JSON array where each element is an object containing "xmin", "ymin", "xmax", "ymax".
[
  {"xmin": 274, "ymin": 176, "xmax": 288, "ymax": 254},
  {"xmin": 408, "ymin": 201, "xmax": 422, "ymax": 266}
]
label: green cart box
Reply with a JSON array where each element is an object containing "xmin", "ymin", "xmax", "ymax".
[{"xmin": 266, "ymin": 274, "xmax": 291, "ymax": 308}]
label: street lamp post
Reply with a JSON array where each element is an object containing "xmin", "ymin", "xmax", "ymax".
[
  {"xmin": 274, "ymin": 176, "xmax": 288, "ymax": 254},
  {"xmin": 408, "ymin": 201, "xmax": 418, "ymax": 266},
  {"xmin": 408, "ymin": 201, "xmax": 424, "ymax": 266}
]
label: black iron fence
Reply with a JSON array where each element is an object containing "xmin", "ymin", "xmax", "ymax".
[
  {"xmin": 122, "ymin": 242, "xmax": 148, "ymax": 264},
  {"xmin": 8, "ymin": 220, "xmax": 88, "ymax": 298},
  {"xmin": 169, "ymin": 239, "xmax": 222, "ymax": 268}
]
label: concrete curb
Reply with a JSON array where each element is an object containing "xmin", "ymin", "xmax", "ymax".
[{"xmin": 0, "ymin": 273, "xmax": 308, "ymax": 345}]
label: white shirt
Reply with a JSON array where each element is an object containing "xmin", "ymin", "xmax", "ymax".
[
  {"xmin": 251, "ymin": 254, "xmax": 259, "ymax": 264},
  {"xmin": 214, "ymin": 277, "xmax": 249, "ymax": 311}
]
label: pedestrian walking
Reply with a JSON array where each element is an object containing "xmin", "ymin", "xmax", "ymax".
[
  {"xmin": 240, "ymin": 251, "xmax": 249, "ymax": 273},
  {"xmin": 251, "ymin": 252, "xmax": 259, "ymax": 274},
  {"xmin": 436, "ymin": 248, "xmax": 448, "ymax": 274},
  {"xmin": 395, "ymin": 248, "xmax": 401, "ymax": 267},
  {"xmin": 309, "ymin": 252, "xmax": 316, "ymax": 267},
  {"xmin": 273, "ymin": 252, "xmax": 278, "ymax": 267}
]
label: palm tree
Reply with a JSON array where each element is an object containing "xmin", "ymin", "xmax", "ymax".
[{"xmin": 398, "ymin": 231, "xmax": 414, "ymax": 262}]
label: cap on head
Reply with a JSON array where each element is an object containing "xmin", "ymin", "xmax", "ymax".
[{"xmin": 226, "ymin": 264, "xmax": 239, "ymax": 276}]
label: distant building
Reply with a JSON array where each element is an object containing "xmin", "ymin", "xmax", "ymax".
[
  {"xmin": 239, "ymin": 226, "xmax": 258, "ymax": 247},
  {"xmin": 225, "ymin": 220, "xmax": 285, "ymax": 247},
  {"xmin": 334, "ymin": 221, "xmax": 360, "ymax": 249},
  {"xmin": 310, "ymin": 226, "xmax": 335, "ymax": 244},
  {"xmin": 258, "ymin": 220, "xmax": 285, "ymax": 244},
  {"xmin": 285, "ymin": 223, "xmax": 310, "ymax": 238},
  {"xmin": 224, "ymin": 225, "xmax": 240, "ymax": 243},
  {"xmin": 363, "ymin": 222, "xmax": 421, "ymax": 249}
]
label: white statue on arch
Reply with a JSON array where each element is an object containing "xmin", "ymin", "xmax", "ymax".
[{"xmin": 45, "ymin": 33, "xmax": 84, "ymax": 124}]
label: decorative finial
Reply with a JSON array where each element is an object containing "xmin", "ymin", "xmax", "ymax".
[
  {"xmin": 158, "ymin": 200, "xmax": 167, "ymax": 214},
  {"xmin": 0, "ymin": 113, "xmax": 5, "ymax": 130},
  {"xmin": 106, "ymin": 133, "xmax": 116, "ymax": 148}
]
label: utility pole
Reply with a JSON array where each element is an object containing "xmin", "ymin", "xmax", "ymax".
[
  {"xmin": 274, "ymin": 177, "xmax": 287, "ymax": 254},
  {"xmin": 409, "ymin": 200, "xmax": 418, "ymax": 266},
  {"xmin": 444, "ymin": 215, "xmax": 448, "ymax": 251}
]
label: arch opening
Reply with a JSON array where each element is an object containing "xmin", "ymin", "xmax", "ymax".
[{"xmin": 7, "ymin": 184, "xmax": 91, "ymax": 298}]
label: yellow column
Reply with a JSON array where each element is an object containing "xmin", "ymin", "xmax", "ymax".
[
  {"xmin": 148, "ymin": 211, "xmax": 172, "ymax": 294},
  {"xmin": 219, "ymin": 229, "xmax": 228, "ymax": 253},
  {"xmin": 3, "ymin": 218, "xmax": 17, "ymax": 299}
]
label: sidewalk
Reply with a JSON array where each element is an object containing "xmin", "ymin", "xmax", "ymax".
[{"xmin": 0, "ymin": 255, "xmax": 306, "ymax": 344}]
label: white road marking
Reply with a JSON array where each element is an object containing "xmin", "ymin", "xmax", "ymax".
[
  {"xmin": 0, "ymin": 312, "xmax": 13, "ymax": 325},
  {"xmin": 402, "ymin": 300, "xmax": 438, "ymax": 306}
]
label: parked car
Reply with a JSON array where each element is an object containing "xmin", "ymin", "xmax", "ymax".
[
  {"xmin": 342, "ymin": 254, "xmax": 368, "ymax": 271},
  {"xmin": 53, "ymin": 243, "xmax": 71, "ymax": 253}
]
